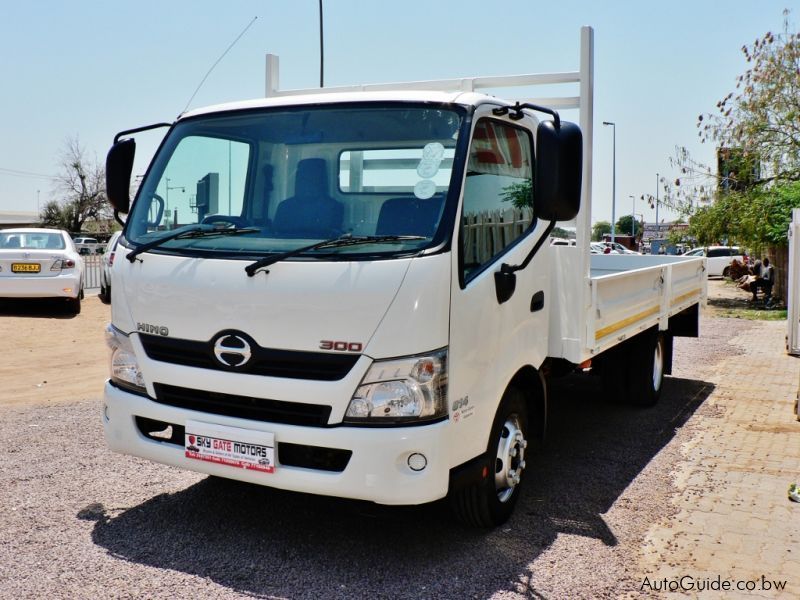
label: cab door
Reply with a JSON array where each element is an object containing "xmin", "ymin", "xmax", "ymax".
[{"xmin": 447, "ymin": 109, "xmax": 551, "ymax": 466}]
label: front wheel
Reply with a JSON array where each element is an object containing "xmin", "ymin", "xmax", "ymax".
[{"xmin": 450, "ymin": 387, "xmax": 529, "ymax": 527}]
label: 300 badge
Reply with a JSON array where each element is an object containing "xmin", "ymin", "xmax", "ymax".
[{"xmin": 319, "ymin": 340, "xmax": 363, "ymax": 352}]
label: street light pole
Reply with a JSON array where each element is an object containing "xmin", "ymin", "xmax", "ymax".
[
  {"xmin": 628, "ymin": 195, "xmax": 635, "ymax": 236},
  {"xmin": 603, "ymin": 121, "xmax": 616, "ymax": 243}
]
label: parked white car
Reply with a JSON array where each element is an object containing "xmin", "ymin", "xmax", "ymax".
[
  {"xmin": 73, "ymin": 236, "xmax": 100, "ymax": 255},
  {"xmin": 99, "ymin": 231, "xmax": 122, "ymax": 304},
  {"xmin": 682, "ymin": 246, "xmax": 746, "ymax": 277},
  {"xmin": 602, "ymin": 241, "xmax": 639, "ymax": 254},
  {"xmin": 0, "ymin": 228, "xmax": 84, "ymax": 313},
  {"xmin": 591, "ymin": 242, "xmax": 619, "ymax": 254}
]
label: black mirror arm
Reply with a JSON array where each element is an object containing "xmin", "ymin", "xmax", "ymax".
[
  {"xmin": 113, "ymin": 210, "xmax": 126, "ymax": 228},
  {"xmin": 492, "ymin": 103, "xmax": 561, "ymax": 129},
  {"xmin": 501, "ymin": 219, "xmax": 557, "ymax": 275},
  {"xmin": 114, "ymin": 122, "xmax": 173, "ymax": 144}
]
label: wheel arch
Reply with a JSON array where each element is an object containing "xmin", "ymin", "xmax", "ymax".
[{"xmin": 508, "ymin": 365, "xmax": 547, "ymax": 443}]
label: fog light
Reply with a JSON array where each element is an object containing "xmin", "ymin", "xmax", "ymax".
[{"xmin": 407, "ymin": 453, "xmax": 427, "ymax": 472}]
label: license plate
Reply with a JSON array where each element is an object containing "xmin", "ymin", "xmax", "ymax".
[
  {"xmin": 185, "ymin": 420, "xmax": 275, "ymax": 473},
  {"xmin": 11, "ymin": 263, "xmax": 40, "ymax": 273}
]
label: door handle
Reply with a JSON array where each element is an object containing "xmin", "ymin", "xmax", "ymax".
[{"xmin": 530, "ymin": 291, "xmax": 545, "ymax": 312}]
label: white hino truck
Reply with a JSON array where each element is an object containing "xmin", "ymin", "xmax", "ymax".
[{"xmin": 102, "ymin": 27, "xmax": 706, "ymax": 526}]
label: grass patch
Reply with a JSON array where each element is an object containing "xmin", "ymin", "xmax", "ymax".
[{"xmin": 710, "ymin": 307, "xmax": 787, "ymax": 320}]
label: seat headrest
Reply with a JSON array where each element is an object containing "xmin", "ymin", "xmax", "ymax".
[{"xmin": 295, "ymin": 158, "xmax": 328, "ymax": 198}]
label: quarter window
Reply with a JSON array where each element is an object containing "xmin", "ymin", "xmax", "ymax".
[{"xmin": 461, "ymin": 119, "xmax": 534, "ymax": 281}]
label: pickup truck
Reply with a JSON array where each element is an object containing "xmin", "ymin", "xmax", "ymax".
[{"xmin": 101, "ymin": 27, "xmax": 705, "ymax": 527}]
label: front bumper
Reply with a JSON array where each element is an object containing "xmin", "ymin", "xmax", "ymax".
[
  {"xmin": 103, "ymin": 381, "xmax": 451, "ymax": 505},
  {"xmin": 0, "ymin": 272, "xmax": 81, "ymax": 299}
]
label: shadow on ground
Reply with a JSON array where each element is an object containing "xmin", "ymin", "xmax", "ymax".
[
  {"xmin": 0, "ymin": 298, "xmax": 78, "ymax": 318},
  {"xmin": 83, "ymin": 374, "xmax": 714, "ymax": 598}
]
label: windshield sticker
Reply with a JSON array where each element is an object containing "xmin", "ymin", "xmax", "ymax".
[
  {"xmin": 422, "ymin": 142, "xmax": 445, "ymax": 161},
  {"xmin": 414, "ymin": 179, "xmax": 437, "ymax": 199},
  {"xmin": 416, "ymin": 160, "xmax": 439, "ymax": 179},
  {"xmin": 416, "ymin": 142, "xmax": 446, "ymax": 179}
]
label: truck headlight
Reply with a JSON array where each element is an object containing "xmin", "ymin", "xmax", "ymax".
[
  {"xmin": 344, "ymin": 349, "xmax": 447, "ymax": 424},
  {"xmin": 105, "ymin": 324, "xmax": 146, "ymax": 394}
]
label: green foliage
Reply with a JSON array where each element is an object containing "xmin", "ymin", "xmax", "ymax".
[
  {"xmin": 39, "ymin": 199, "xmax": 76, "ymax": 231},
  {"xmin": 501, "ymin": 180, "xmax": 533, "ymax": 210},
  {"xmin": 688, "ymin": 181, "xmax": 800, "ymax": 248},
  {"xmin": 675, "ymin": 12, "xmax": 800, "ymax": 252},
  {"xmin": 592, "ymin": 220, "xmax": 611, "ymax": 241},
  {"xmin": 615, "ymin": 215, "xmax": 638, "ymax": 236},
  {"xmin": 551, "ymin": 226, "xmax": 574, "ymax": 239}
]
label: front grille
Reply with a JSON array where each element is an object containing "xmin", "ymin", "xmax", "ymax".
[
  {"xmin": 140, "ymin": 333, "xmax": 359, "ymax": 381},
  {"xmin": 152, "ymin": 383, "xmax": 332, "ymax": 427}
]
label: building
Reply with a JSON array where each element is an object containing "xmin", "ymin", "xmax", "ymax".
[{"xmin": 0, "ymin": 211, "xmax": 39, "ymax": 229}]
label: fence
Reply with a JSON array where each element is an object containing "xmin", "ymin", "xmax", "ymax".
[
  {"xmin": 462, "ymin": 207, "xmax": 533, "ymax": 267},
  {"xmin": 82, "ymin": 255, "xmax": 103, "ymax": 290}
]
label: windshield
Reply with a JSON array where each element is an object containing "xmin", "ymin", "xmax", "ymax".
[{"xmin": 126, "ymin": 104, "xmax": 464, "ymax": 260}]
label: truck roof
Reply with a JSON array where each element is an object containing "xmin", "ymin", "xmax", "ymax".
[{"xmin": 180, "ymin": 91, "xmax": 513, "ymax": 120}]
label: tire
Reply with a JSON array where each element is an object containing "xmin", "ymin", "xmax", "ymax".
[
  {"xmin": 626, "ymin": 329, "xmax": 665, "ymax": 406},
  {"xmin": 99, "ymin": 282, "xmax": 110, "ymax": 304},
  {"xmin": 450, "ymin": 387, "xmax": 529, "ymax": 527},
  {"xmin": 600, "ymin": 329, "xmax": 665, "ymax": 407},
  {"xmin": 66, "ymin": 295, "xmax": 81, "ymax": 315},
  {"xmin": 722, "ymin": 266, "xmax": 730, "ymax": 278}
]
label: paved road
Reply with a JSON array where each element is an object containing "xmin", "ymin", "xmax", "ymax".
[{"xmin": 0, "ymin": 309, "xmax": 797, "ymax": 598}]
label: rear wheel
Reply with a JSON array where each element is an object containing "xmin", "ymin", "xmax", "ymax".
[
  {"xmin": 99, "ymin": 282, "xmax": 110, "ymax": 304},
  {"xmin": 66, "ymin": 295, "xmax": 81, "ymax": 315},
  {"xmin": 450, "ymin": 387, "xmax": 529, "ymax": 527},
  {"xmin": 629, "ymin": 329, "xmax": 665, "ymax": 406},
  {"xmin": 601, "ymin": 329, "xmax": 665, "ymax": 406},
  {"xmin": 722, "ymin": 266, "xmax": 730, "ymax": 278}
]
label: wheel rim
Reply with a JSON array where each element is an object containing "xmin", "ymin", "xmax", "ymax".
[
  {"xmin": 494, "ymin": 414, "xmax": 527, "ymax": 503},
  {"xmin": 652, "ymin": 337, "xmax": 664, "ymax": 391}
]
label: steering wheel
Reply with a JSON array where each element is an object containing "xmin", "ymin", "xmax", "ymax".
[{"xmin": 201, "ymin": 214, "xmax": 249, "ymax": 228}]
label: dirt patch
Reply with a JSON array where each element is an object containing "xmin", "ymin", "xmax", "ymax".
[{"xmin": 0, "ymin": 296, "xmax": 110, "ymax": 408}]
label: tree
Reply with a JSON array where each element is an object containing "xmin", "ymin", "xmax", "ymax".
[
  {"xmin": 615, "ymin": 215, "xmax": 639, "ymax": 237},
  {"xmin": 39, "ymin": 199, "xmax": 76, "ymax": 230},
  {"xmin": 41, "ymin": 137, "xmax": 109, "ymax": 232},
  {"xmin": 592, "ymin": 220, "xmax": 611, "ymax": 241},
  {"xmin": 698, "ymin": 10, "xmax": 800, "ymax": 185}
]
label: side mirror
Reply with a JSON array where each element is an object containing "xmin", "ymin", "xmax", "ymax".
[
  {"xmin": 106, "ymin": 139, "xmax": 136, "ymax": 214},
  {"xmin": 534, "ymin": 120, "xmax": 582, "ymax": 221}
]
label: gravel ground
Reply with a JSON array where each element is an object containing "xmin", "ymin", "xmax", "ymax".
[{"xmin": 0, "ymin": 299, "xmax": 755, "ymax": 598}]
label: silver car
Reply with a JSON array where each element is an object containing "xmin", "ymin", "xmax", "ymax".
[{"xmin": 99, "ymin": 231, "xmax": 122, "ymax": 304}]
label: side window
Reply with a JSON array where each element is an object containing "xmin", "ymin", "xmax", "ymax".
[
  {"xmin": 707, "ymin": 248, "xmax": 725, "ymax": 258},
  {"xmin": 461, "ymin": 119, "xmax": 534, "ymax": 282}
]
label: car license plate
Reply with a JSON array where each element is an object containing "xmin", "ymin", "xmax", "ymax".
[
  {"xmin": 185, "ymin": 420, "xmax": 275, "ymax": 473},
  {"xmin": 11, "ymin": 263, "xmax": 40, "ymax": 273}
]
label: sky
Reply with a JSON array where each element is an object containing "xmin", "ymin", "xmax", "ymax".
[{"xmin": 0, "ymin": 0, "xmax": 793, "ymax": 226}]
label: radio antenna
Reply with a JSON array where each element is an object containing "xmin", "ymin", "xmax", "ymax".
[{"xmin": 180, "ymin": 16, "xmax": 258, "ymax": 116}]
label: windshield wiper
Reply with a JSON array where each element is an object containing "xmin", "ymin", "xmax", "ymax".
[
  {"xmin": 127, "ymin": 225, "xmax": 260, "ymax": 263},
  {"xmin": 244, "ymin": 234, "xmax": 426, "ymax": 277}
]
